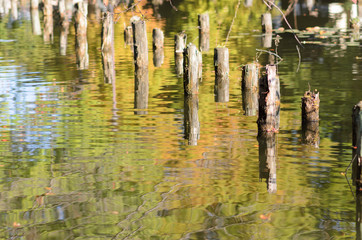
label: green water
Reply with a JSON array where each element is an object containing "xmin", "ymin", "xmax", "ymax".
[{"xmin": 0, "ymin": 0, "xmax": 361, "ymax": 239}]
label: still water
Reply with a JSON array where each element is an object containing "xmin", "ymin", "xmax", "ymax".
[{"xmin": 0, "ymin": 0, "xmax": 361, "ymax": 239}]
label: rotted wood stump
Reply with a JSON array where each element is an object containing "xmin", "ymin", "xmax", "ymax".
[
  {"xmin": 214, "ymin": 47, "xmax": 229, "ymax": 102},
  {"xmin": 184, "ymin": 43, "xmax": 200, "ymax": 95},
  {"xmin": 353, "ymin": 101, "xmax": 362, "ymax": 188},
  {"xmin": 75, "ymin": 1, "xmax": 89, "ymax": 70},
  {"xmin": 198, "ymin": 13, "xmax": 209, "ymax": 52},
  {"xmin": 301, "ymin": 90, "xmax": 320, "ymax": 147},
  {"xmin": 184, "ymin": 94, "xmax": 200, "ymax": 146},
  {"xmin": 175, "ymin": 32, "xmax": 187, "ymax": 76},
  {"xmin": 153, "ymin": 28, "xmax": 164, "ymax": 67},
  {"xmin": 242, "ymin": 63, "xmax": 259, "ymax": 116},
  {"xmin": 257, "ymin": 65, "xmax": 280, "ymax": 134}
]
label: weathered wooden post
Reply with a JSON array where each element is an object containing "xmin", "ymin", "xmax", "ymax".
[
  {"xmin": 257, "ymin": 65, "xmax": 280, "ymax": 134},
  {"xmin": 124, "ymin": 26, "xmax": 133, "ymax": 45},
  {"xmin": 184, "ymin": 43, "xmax": 200, "ymax": 95},
  {"xmin": 101, "ymin": 2, "xmax": 115, "ymax": 83},
  {"xmin": 353, "ymin": 101, "xmax": 362, "ymax": 188},
  {"xmin": 262, "ymin": 12, "xmax": 272, "ymax": 33},
  {"xmin": 198, "ymin": 13, "xmax": 209, "ymax": 52},
  {"xmin": 214, "ymin": 47, "xmax": 229, "ymax": 102},
  {"xmin": 59, "ymin": 0, "xmax": 69, "ymax": 55},
  {"xmin": 242, "ymin": 63, "xmax": 259, "ymax": 116},
  {"xmin": 134, "ymin": 67, "xmax": 149, "ymax": 115},
  {"xmin": 1, "ymin": 0, "xmax": 11, "ymax": 16},
  {"xmin": 245, "ymin": 0, "xmax": 253, "ymax": 7},
  {"xmin": 74, "ymin": 1, "xmax": 88, "ymax": 70},
  {"xmin": 175, "ymin": 32, "xmax": 187, "ymax": 76},
  {"xmin": 132, "ymin": 18, "xmax": 149, "ymax": 70},
  {"xmin": 153, "ymin": 28, "xmax": 164, "ymax": 67},
  {"xmin": 262, "ymin": 32, "xmax": 272, "ymax": 48},
  {"xmin": 184, "ymin": 94, "xmax": 200, "ymax": 146},
  {"xmin": 258, "ymin": 133, "xmax": 277, "ymax": 193},
  {"xmin": 301, "ymin": 90, "xmax": 320, "ymax": 147},
  {"xmin": 10, "ymin": 0, "xmax": 18, "ymax": 21},
  {"xmin": 30, "ymin": 0, "xmax": 41, "ymax": 35},
  {"xmin": 43, "ymin": 0, "xmax": 53, "ymax": 43}
]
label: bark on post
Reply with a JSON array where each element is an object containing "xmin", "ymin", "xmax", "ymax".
[
  {"xmin": 75, "ymin": 1, "xmax": 88, "ymax": 70},
  {"xmin": 198, "ymin": 13, "xmax": 210, "ymax": 52},
  {"xmin": 175, "ymin": 32, "xmax": 187, "ymax": 76},
  {"xmin": 124, "ymin": 26, "xmax": 133, "ymax": 45},
  {"xmin": 184, "ymin": 94, "xmax": 200, "ymax": 146},
  {"xmin": 214, "ymin": 47, "xmax": 229, "ymax": 103},
  {"xmin": 242, "ymin": 63, "xmax": 259, "ymax": 116},
  {"xmin": 184, "ymin": 43, "xmax": 200, "ymax": 95},
  {"xmin": 257, "ymin": 65, "xmax": 280, "ymax": 134},
  {"xmin": 11, "ymin": 0, "xmax": 18, "ymax": 21},
  {"xmin": 262, "ymin": 12, "xmax": 272, "ymax": 33},
  {"xmin": 43, "ymin": 0, "xmax": 53, "ymax": 43},
  {"xmin": 101, "ymin": 4, "xmax": 115, "ymax": 83},
  {"xmin": 353, "ymin": 101, "xmax": 362, "ymax": 188},
  {"xmin": 132, "ymin": 19, "xmax": 149, "ymax": 70},
  {"xmin": 59, "ymin": 0, "xmax": 69, "ymax": 55},
  {"xmin": 134, "ymin": 68, "xmax": 149, "ymax": 115},
  {"xmin": 153, "ymin": 28, "xmax": 164, "ymax": 67},
  {"xmin": 258, "ymin": 133, "xmax": 277, "ymax": 193}
]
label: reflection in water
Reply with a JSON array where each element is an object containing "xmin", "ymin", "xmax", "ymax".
[
  {"xmin": 302, "ymin": 120, "xmax": 319, "ymax": 148},
  {"xmin": 134, "ymin": 67, "xmax": 149, "ymax": 115},
  {"xmin": 258, "ymin": 133, "xmax": 277, "ymax": 193},
  {"xmin": 357, "ymin": 193, "xmax": 362, "ymax": 239},
  {"xmin": 184, "ymin": 94, "xmax": 200, "ymax": 146},
  {"xmin": 59, "ymin": 0, "xmax": 70, "ymax": 55}
]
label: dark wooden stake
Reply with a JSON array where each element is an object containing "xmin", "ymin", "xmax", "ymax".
[
  {"xmin": 153, "ymin": 28, "xmax": 164, "ymax": 67},
  {"xmin": 262, "ymin": 12, "xmax": 272, "ymax": 33},
  {"xmin": 258, "ymin": 133, "xmax": 277, "ymax": 193},
  {"xmin": 132, "ymin": 19, "xmax": 149, "ymax": 69},
  {"xmin": 184, "ymin": 94, "xmax": 200, "ymax": 146},
  {"xmin": 124, "ymin": 26, "xmax": 133, "ymax": 45},
  {"xmin": 175, "ymin": 32, "xmax": 187, "ymax": 76},
  {"xmin": 75, "ymin": 1, "xmax": 88, "ymax": 70},
  {"xmin": 353, "ymin": 101, "xmax": 362, "ymax": 188},
  {"xmin": 198, "ymin": 13, "xmax": 210, "ymax": 52},
  {"xmin": 184, "ymin": 43, "xmax": 200, "ymax": 95},
  {"xmin": 242, "ymin": 63, "xmax": 259, "ymax": 116},
  {"xmin": 214, "ymin": 47, "xmax": 229, "ymax": 102},
  {"xmin": 134, "ymin": 67, "xmax": 149, "ymax": 115},
  {"xmin": 43, "ymin": 0, "xmax": 53, "ymax": 43},
  {"xmin": 257, "ymin": 65, "xmax": 280, "ymax": 134}
]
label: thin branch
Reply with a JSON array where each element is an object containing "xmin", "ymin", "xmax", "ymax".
[
  {"xmin": 167, "ymin": 0, "xmax": 178, "ymax": 11},
  {"xmin": 296, "ymin": 45, "xmax": 301, "ymax": 72},
  {"xmin": 225, "ymin": 0, "xmax": 241, "ymax": 46}
]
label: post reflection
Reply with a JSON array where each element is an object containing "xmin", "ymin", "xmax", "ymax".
[
  {"xmin": 184, "ymin": 94, "xmax": 200, "ymax": 146},
  {"xmin": 134, "ymin": 67, "xmax": 149, "ymax": 115},
  {"xmin": 258, "ymin": 132, "xmax": 277, "ymax": 193}
]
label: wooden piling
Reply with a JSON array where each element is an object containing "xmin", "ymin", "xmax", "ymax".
[
  {"xmin": 59, "ymin": 0, "xmax": 69, "ymax": 55},
  {"xmin": 214, "ymin": 47, "xmax": 229, "ymax": 102},
  {"xmin": 101, "ymin": 10, "xmax": 114, "ymax": 52},
  {"xmin": 30, "ymin": 0, "xmax": 39, "ymax": 9},
  {"xmin": 124, "ymin": 26, "xmax": 133, "ymax": 45},
  {"xmin": 11, "ymin": 0, "xmax": 18, "ymax": 21},
  {"xmin": 242, "ymin": 63, "xmax": 259, "ymax": 116},
  {"xmin": 184, "ymin": 43, "xmax": 200, "ymax": 95},
  {"xmin": 262, "ymin": 12, "xmax": 272, "ymax": 33},
  {"xmin": 257, "ymin": 65, "xmax": 280, "ymax": 133},
  {"xmin": 175, "ymin": 32, "xmax": 187, "ymax": 76},
  {"xmin": 43, "ymin": 0, "xmax": 53, "ymax": 43},
  {"xmin": 198, "ymin": 13, "xmax": 210, "ymax": 52},
  {"xmin": 101, "ymin": 3, "xmax": 115, "ymax": 83},
  {"xmin": 353, "ymin": 101, "xmax": 362, "ymax": 188},
  {"xmin": 262, "ymin": 32, "xmax": 272, "ymax": 48},
  {"xmin": 132, "ymin": 19, "xmax": 149, "ymax": 69},
  {"xmin": 258, "ymin": 133, "xmax": 277, "ymax": 193},
  {"xmin": 153, "ymin": 28, "xmax": 164, "ymax": 67},
  {"xmin": 75, "ymin": 1, "xmax": 88, "ymax": 70},
  {"xmin": 184, "ymin": 94, "xmax": 200, "ymax": 146},
  {"xmin": 30, "ymin": 7, "xmax": 41, "ymax": 35},
  {"xmin": 134, "ymin": 67, "xmax": 149, "ymax": 115}
]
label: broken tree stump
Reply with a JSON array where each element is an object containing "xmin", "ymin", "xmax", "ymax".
[
  {"xmin": 242, "ymin": 63, "xmax": 259, "ymax": 116},
  {"xmin": 184, "ymin": 94, "xmax": 200, "ymax": 146},
  {"xmin": 257, "ymin": 65, "xmax": 280, "ymax": 134},
  {"xmin": 214, "ymin": 47, "xmax": 229, "ymax": 102},
  {"xmin": 353, "ymin": 101, "xmax": 362, "ymax": 188},
  {"xmin": 198, "ymin": 13, "xmax": 209, "ymax": 52},
  {"xmin": 175, "ymin": 32, "xmax": 187, "ymax": 76},
  {"xmin": 184, "ymin": 43, "xmax": 200, "ymax": 95}
]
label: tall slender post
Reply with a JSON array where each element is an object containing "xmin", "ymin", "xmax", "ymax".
[
  {"xmin": 30, "ymin": 0, "xmax": 41, "ymax": 35},
  {"xmin": 175, "ymin": 32, "xmax": 187, "ymax": 76},
  {"xmin": 59, "ymin": 0, "xmax": 69, "ymax": 55},
  {"xmin": 214, "ymin": 47, "xmax": 229, "ymax": 102},
  {"xmin": 257, "ymin": 65, "xmax": 280, "ymax": 134},
  {"xmin": 101, "ymin": 3, "xmax": 115, "ymax": 83},
  {"xmin": 132, "ymin": 19, "xmax": 149, "ymax": 70},
  {"xmin": 153, "ymin": 28, "xmax": 164, "ymax": 67},
  {"xmin": 262, "ymin": 12, "xmax": 272, "ymax": 33},
  {"xmin": 242, "ymin": 63, "xmax": 259, "ymax": 116},
  {"xmin": 198, "ymin": 13, "xmax": 209, "ymax": 52},
  {"xmin": 43, "ymin": 0, "xmax": 53, "ymax": 43},
  {"xmin": 184, "ymin": 43, "xmax": 200, "ymax": 95},
  {"xmin": 353, "ymin": 101, "xmax": 362, "ymax": 188},
  {"xmin": 74, "ymin": 2, "xmax": 88, "ymax": 69}
]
